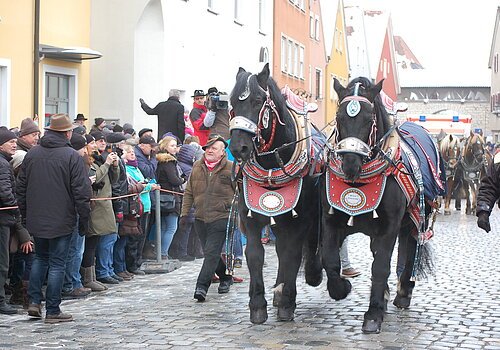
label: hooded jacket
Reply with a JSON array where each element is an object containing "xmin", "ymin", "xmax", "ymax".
[{"xmin": 16, "ymin": 130, "xmax": 91, "ymax": 238}]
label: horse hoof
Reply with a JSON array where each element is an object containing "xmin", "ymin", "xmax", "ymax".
[
  {"xmin": 250, "ymin": 308, "xmax": 268, "ymax": 324},
  {"xmin": 277, "ymin": 306, "xmax": 295, "ymax": 322},
  {"xmin": 327, "ymin": 278, "xmax": 352, "ymax": 300},
  {"xmin": 393, "ymin": 294, "xmax": 412, "ymax": 309},
  {"xmin": 305, "ymin": 257, "xmax": 323, "ymax": 287},
  {"xmin": 362, "ymin": 319, "xmax": 382, "ymax": 334}
]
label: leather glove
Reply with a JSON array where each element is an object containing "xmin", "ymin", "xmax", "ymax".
[
  {"xmin": 78, "ymin": 220, "xmax": 89, "ymax": 237},
  {"xmin": 477, "ymin": 212, "xmax": 491, "ymax": 233},
  {"xmin": 116, "ymin": 212, "xmax": 124, "ymax": 223}
]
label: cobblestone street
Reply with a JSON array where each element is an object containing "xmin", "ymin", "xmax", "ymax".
[{"xmin": 1, "ymin": 208, "xmax": 499, "ymax": 349}]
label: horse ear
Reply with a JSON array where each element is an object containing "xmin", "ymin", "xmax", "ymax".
[
  {"xmin": 333, "ymin": 78, "xmax": 346, "ymax": 97},
  {"xmin": 369, "ymin": 79, "xmax": 384, "ymax": 101},
  {"xmin": 257, "ymin": 63, "xmax": 270, "ymax": 89},
  {"xmin": 237, "ymin": 67, "xmax": 246, "ymax": 79}
]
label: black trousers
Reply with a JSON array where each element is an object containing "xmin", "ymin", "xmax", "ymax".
[
  {"xmin": 0, "ymin": 225, "xmax": 10, "ymax": 304},
  {"xmin": 194, "ymin": 219, "xmax": 232, "ymax": 291}
]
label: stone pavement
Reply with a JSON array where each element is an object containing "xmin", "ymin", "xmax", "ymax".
[{"xmin": 1, "ymin": 208, "xmax": 499, "ymax": 349}]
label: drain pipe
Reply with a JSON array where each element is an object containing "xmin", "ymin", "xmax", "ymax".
[{"xmin": 33, "ymin": 0, "xmax": 40, "ymax": 117}]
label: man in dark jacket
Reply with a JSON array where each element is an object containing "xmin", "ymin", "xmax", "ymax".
[
  {"xmin": 140, "ymin": 89, "xmax": 185, "ymax": 142},
  {"xmin": 477, "ymin": 153, "xmax": 500, "ymax": 232},
  {"xmin": 17, "ymin": 114, "xmax": 92, "ymax": 323},
  {"xmin": 181, "ymin": 135, "xmax": 235, "ymax": 302},
  {"xmin": 0, "ymin": 127, "xmax": 23, "ymax": 315}
]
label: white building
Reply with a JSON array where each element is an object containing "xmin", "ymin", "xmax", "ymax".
[{"xmin": 90, "ymin": 0, "xmax": 273, "ymax": 135}]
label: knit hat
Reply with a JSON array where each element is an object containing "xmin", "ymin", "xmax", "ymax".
[
  {"xmin": 123, "ymin": 123, "xmax": 133, "ymax": 130},
  {"xmin": 73, "ymin": 125, "xmax": 86, "ymax": 135},
  {"xmin": 177, "ymin": 144, "xmax": 197, "ymax": 165},
  {"xmin": 113, "ymin": 124, "xmax": 123, "ymax": 132},
  {"xmin": 94, "ymin": 117, "xmax": 105, "ymax": 127},
  {"xmin": 84, "ymin": 134, "xmax": 95, "ymax": 144},
  {"xmin": 19, "ymin": 118, "xmax": 40, "ymax": 137},
  {"xmin": 123, "ymin": 128, "xmax": 135, "ymax": 136},
  {"xmin": 70, "ymin": 133, "xmax": 87, "ymax": 151},
  {"xmin": 0, "ymin": 126, "xmax": 17, "ymax": 145}
]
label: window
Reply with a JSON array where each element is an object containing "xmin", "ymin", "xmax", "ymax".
[
  {"xmin": 294, "ymin": 43, "xmax": 299, "ymax": 77},
  {"xmin": 281, "ymin": 36, "xmax": 287, "ymax": 72},
  {"xmin": 309, "ymin": 12, "xmax": 314, "ymax": 38},
  {"xmin": 299, "ymin": 46, "xmax": 304, "ymax": 79},
  {"xmin": 45, "ymin": 73, "xmax": 69, "ymax": 125},
  {"xmin": 315, "ymin": 68, "xmax": 323, "ymax": 100},
  {"xmin": 298, "ymin": 0, "xmax": 305, "ymax": 11},
  {"xmin": 315, "ymin": 15, "xmax": 320, "ymax": 41},
  {"xmin": 234, "ymin": 0, "xmax": 241, "ymax": 23},
  {"xmin": 0, "ymin": 59, "xmax": 10, "ymax": 126},
  {"xmin": 495, "ymin": 53, "xmax": 499, "ymax": 74},
  {"xmin": 258, "ymin": 0, "xmax": 266, "ymax": 33},
  {"xmin": 208, "ymin": 0, "xmax": 218, "ymax": 14},
  {"xmin": 288, "ymin": 39, "xmax": 293, "ymax": 75}
]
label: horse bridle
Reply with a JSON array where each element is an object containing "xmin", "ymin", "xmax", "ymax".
[
  {"xmin": 461, "ymin": 136, "xmax": 486, "ymax": 172},
  {"xmin": 229, "ymin": 74, "xmax": 285, "ymax": 155},
  {"xmin": 334, "ymin": 83, "xmax": 378, "ymax": 159}
]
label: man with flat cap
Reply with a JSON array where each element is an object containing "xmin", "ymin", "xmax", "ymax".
[
  {"xmin": 181, "ymin": 135, "xmax": 235, "ymax": 302},
  {"xmin": 17, "ymin": 114, "xmax": 91, "ymax": 323},
  {"xmin": 139, "ymin": 89, "xmax": 185, "ymax": 142}
]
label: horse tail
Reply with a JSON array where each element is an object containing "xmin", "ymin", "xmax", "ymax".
[{"xmin": 412, "ymin": 241, "xmax": 436, "ymax": 280}]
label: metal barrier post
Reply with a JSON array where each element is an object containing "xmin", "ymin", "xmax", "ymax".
[{"xmin": 155, "ymin": 189, "xmax": 162, "ymax": 263}]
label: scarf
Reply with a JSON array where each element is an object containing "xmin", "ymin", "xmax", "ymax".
[
  {"xmin": 127, "ymin": 159, "xmax": 139, "ymax": 168},
  {"xmin": 204, "ymin": 157, "xmax": 222, "ymax": 171}
]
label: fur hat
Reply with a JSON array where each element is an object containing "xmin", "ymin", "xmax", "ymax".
[
  {"xmin": 19, "ymin": 117, "xmax": 40, "ymax": 137},
  {"xmin": 0, "ymin": 126, "xmax": 17, "ymax": 146},
  {"xmin": 70, "ymin": 134, "xmax": 87, "ymax": 151}
]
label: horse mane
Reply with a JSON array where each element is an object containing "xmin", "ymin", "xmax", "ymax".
[
  {"xmin": 347, "ymin": 77, "xmax": 391, "ymax": 142},
  {"xmin": 439, "ymin": 134, "xmax": 459, "ymax": 155}
]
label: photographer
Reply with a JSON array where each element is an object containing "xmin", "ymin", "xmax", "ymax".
[{"xmin": 203, "ymin": 87, "xmax": 230, "ymax": 140}]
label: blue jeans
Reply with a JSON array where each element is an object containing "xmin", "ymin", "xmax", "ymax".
[
  {"xmin": 113, "ymin": 234, "xmax": 128, "ymax": 274},
  {"xmin": 63, "ymin": 224, "xmax": 85, "ymax": 292},
  {"xmin": 95, "ymin": 232, "xmax": 118, "ymax": 279},
  {"xmin": 160, "ymin": 214, "xmax": 178, "ymax": 256},
  {"xmin": 28, "ymin": 234, "xmax": 72, "ymax": 316}
]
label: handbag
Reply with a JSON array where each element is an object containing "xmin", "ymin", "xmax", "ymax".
[
  {"xmin": 159, "ymin": 192, "xmax": 176, "ymax": 212},
  {"xmin": 118, "ymin": 215, "xmax": 142, "ymax": 236}
]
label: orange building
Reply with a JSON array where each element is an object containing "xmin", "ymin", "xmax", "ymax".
[{"xmin": 272, "ymin": 0, "xmax": 327, "ymax": 127}]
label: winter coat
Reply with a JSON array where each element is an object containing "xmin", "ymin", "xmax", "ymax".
[
  {"xmin": 88, "ymin": 153, "xmax": 119, "ymax": 236},
  {"xmin": 141, "ymin": 96, "xmax": 185, "ymax": 142},
  {"xmin": 180, "ymin": 155, "xmax": 235, "ymax": 223},
  {"xmin": 16, "ymin": 130, "xmax": 91, "ymax": 238},
  {"xmin": 477, "ymin": 153, "xmax": 500, "ymax": 215},
  {"xmin": 209, "ymin": 109, "xmax": 230, "ymax": 140},
  {"xmin": 126, "ymin": 164, "xmax": 154, "ymax": 213},
  {"xmin": 190, "ymin": 103, "xmax": 210, "ymax": 146},
  {"xmin": 135, "ymin": 145, "xmax": 157, "ymax": 181},
  {"xmin": 156, "ymin": 152, "xmax": 185, "ymax": 216},
  {"xmin": 177, "ymin": 144, "xmax": 196, "ymax": 178},
  {"xmin": 11, "ymin": 138, "xmax": 32, "ymax": 176},
  {"xmin": 102, "ymin": 150, "xmax": 128, "ymax": 217},
  {"xmin": 0, "ymin": 152, "xmax": 19, "ymax": 227}
]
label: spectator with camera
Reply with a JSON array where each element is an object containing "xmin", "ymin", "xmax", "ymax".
[
  {"xmin": 139, "ymin": 89, "xmax": 185, "ymax": 142},
  {"xmin": 204, "ymin": 87, "xmax": 230, "ymax": 140},
  {"xmin": 189, "ymin": 89, "xmax": 210, "ymax": 146}
]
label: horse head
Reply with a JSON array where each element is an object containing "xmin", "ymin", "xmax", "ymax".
[
  {"xmin": 333, "ymin": 77, "xmax": 387, "ymax": 181},
  {"xmin": 465, "ymin": 132, "xmax": 486, "ymax": 164},
  {"xmin": 229, "ymin": 64, "xmax": 292, "ymax": 166},
  {"xmin": 439, "ymin": 134, "xmax": 461, "ymax": 170}
]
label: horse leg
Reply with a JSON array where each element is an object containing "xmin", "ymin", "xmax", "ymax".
[
  {"xmin": 444, "ymin": 181, "xmax": 452, "ymax": 215},
  {"xmin": 245, "ymin": 223, "xmax": 268, "ymax": 324},
  {"xmin": 362, "ymin": 233, "xmax": 398, "ymax": 334},
  {"xmin": 465, "ymin": 183, "xmax": 472, "ymax": 215},
  {"xmin": 322, "ymin": 215, "xmax": 351, "ymax": 301},
  {"xmin": 393, "ymin": 228, "xmax": 416, "ymax": 309},
  {"xmin": 273, "ymin": 229, "xmax": 304, "ymax": 321},
  {"xmin": 303, "ymin": 219, "xmax": 323, "ymax": 288}
]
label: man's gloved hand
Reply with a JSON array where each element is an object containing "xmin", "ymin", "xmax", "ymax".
[
  {"xmin": 78, "ymin": 220, "xmax": 89, "ymax": 237},
  {"xmin": 139, "ymin": 98, "xmax": 145, "ymax": 105},
  {"xmin": 477, "ymin": 212, "xmax": 491, "ymax": 233},
  {"xmin": 116, "ymin": 212, "xmax": 124, "ymax": 223}
]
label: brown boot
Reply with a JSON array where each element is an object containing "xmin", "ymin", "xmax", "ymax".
[{"xmin": 82, "ymin": 266, "xmax": 107, "ymax": 292}]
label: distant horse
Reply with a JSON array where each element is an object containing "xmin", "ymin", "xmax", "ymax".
[
  {"xmin": 438, "ymin": 134, "xmax": 462, "ymax": 215},
  {"xmin": 229, "ymin": 63, "xmax": 323, "ymax": 324},
  {"xmin": 321, "ymin": 77, "xmax": 443, "ymax": 333},
  {"xmin": 459, "ymin": 132, "xmax": 491, "ymax": 215}
]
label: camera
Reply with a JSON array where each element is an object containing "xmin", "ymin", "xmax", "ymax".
[
  {"xmin": 111, "ymin": 144, "xmax": 117, "ymax": 153},
  {"xmin": 207, "ymin": 92, "xmax": 229, "ymax": 110}
]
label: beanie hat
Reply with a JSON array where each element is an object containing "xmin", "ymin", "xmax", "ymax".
[
  {"xmin": 177, "ymin": 144, "xmax": 197, "ymax": 165},
  {"xmin": 0, "ymin": 126, "xmax": 17, "ymax": 146},
  {"xmin": 73, "ymin": 125, "xmax": 86, "ymax": 135},
  {"xmin": 70, "ymin": 134, "xmax": 87, "ymax": 151},
  {"xmin": 123, "ymin": 123, "xmax": 133, "ymax": 130},
  {"xmin": 84, "ymin": 134, "xmax": 95, "ymax": 144},
  {"xmin": 19, "ymin": 118, "xmax": 40, "ymax": 137},
  {"xmin": 94, "ymin": 118, "xmax": 105, "ymax": 127},
  {"xmin": 90, "ymin": 131, "xmax": 105, "ymax": 141},
  {"xmin": 113, "ymin": 124, "xmax": 123, "ymax": 132}
]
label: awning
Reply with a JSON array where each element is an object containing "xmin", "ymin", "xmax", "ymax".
[{"xmin": 40, "ymin": 44, "xmax": 102, "ymax": 62}]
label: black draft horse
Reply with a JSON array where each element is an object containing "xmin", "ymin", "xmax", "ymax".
[
  {"xmin": 229, "ymin": 64, "xmax": 322, "ymax": 324},
  {"xmin": 321, "ymin": 77, "xmax": 435, "ymax": 333}
]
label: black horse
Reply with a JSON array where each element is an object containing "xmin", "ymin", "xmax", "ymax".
[
  {"xmin": 321, "ymin": 77, "xmax": 438, "ymax": 333},
  {"xmin": 229, "ymin": 63, "xmax": 323, "ymax": 324}
]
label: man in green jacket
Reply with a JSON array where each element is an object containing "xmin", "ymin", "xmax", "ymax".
[{"xmin": 181, "ymin": 135, "xmax": 235, "ymax": 301}]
